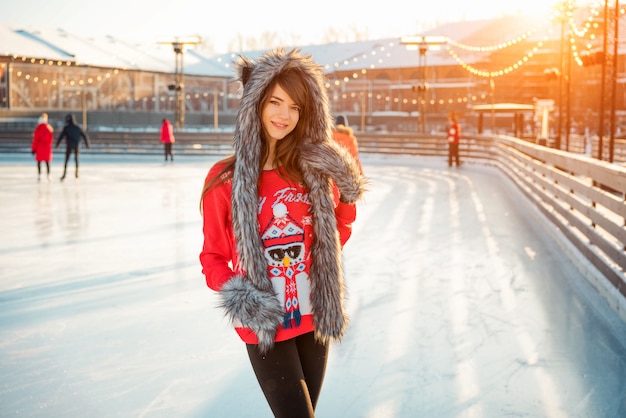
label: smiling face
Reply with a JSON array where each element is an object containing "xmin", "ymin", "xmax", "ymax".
[{"xmin": 261, "ymin": 83, "xmax": 300, "ymax": 148}]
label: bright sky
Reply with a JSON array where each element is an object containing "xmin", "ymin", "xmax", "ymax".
[{"xmin": 1, "ymin": 0, "xmax": 561, "ymax": 52}]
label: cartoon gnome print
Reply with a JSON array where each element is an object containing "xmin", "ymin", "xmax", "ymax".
[{"xmin": 261, "ymin": 202, "xmax": 311, "ymax": 329}]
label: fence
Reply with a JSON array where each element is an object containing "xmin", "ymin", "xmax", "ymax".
[
  {"xmin": 0, "ymin": 131, "xmax": 235, "ymax": 156},
  {"xmin": 494, "ymin": 136, "xmax": 626, "ymax": 319}
]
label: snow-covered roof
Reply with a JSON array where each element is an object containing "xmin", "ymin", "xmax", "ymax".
[
  {"xmin": 0, "ymin": 23, "xmax": 232, "ymax": 77},
  {"xmin": 1, "ymin": 16, "xmax": 558, "ymax": 78},
  {"xmin": 205, "ymin": 16, "xmax": 558, "ymax": 75},
  {"xmin": 0, "ymin": 24, "xmax": 74, "ymax": 61}
]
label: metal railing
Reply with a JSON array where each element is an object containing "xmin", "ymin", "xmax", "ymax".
[
  {"xmin": 0, "ymin": 131, "xmax": 235, "ymax": 156},
  {"xmin": 494, "ymin": 136, "xmax": 626, "ymax": 316}
]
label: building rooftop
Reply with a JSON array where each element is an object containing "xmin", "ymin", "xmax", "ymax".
[{"xmin": 1, "ymin": 15, "xmax": 557, "ymax": 78}]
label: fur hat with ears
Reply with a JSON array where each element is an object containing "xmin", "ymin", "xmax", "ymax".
[{"xmin": 218, "ymin": 48, "xmax": 366, "ymax": 353}]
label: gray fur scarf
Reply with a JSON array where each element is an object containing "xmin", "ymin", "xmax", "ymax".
[{"xmin": 218, "ymin": 49, "xmax": 366, "ymax": 353}]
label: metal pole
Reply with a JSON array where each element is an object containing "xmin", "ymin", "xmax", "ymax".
[
  {"xmin": 557, "ymin": 12, "xmax": 564, "ymax": 149},
  {"xmin": 180, "ymin": 49, "xmax": 185, "ymax": 131},
  {"xmin": 360, "ymin": 89, "xmax": 366, "ymax": 133},
  {"xmin": 213, "ymin": 90, "xmax": 218, "ymax": 130},
  {"xmin": 82, "ymin": 87, "xmax": 87, "ymax": 131},
  {"xmin": 159, "ymin": 38, "xmax": 200, "ymax": 131},
  {"xmin": 490, "ymin": 78, "xmax": 495, "ymax": 133},
  {"xmin": 609, "ymin": 0, "xmax": 619, "ymax": 163},
  {"xmin": 598, "ymin": 0, "xmax": 609, "ymax": 160},
  {"xmin": 420, "ymin": 43, "xmax": 428, "ymax": 134},
  {"xmin": 360, "ymin": 71, "xmax": 367, "ymax": 133},
  {"xmin": 400, "ymin": 36, "xmax": 447, "ymax": 135},
  {"xmin": 81, "ymin": 76, "xmax": 88, "ymax": 131},
  {"xmin": 566, "ymin": 24, "xmax": 572, "ymax": 151},
  {"xmin": 174, "ymin": 45, "xmax": 180, "ymax": 131}
]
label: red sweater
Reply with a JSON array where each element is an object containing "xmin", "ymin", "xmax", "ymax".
[{"xmin": 200, "ymin": 162, "xmax": 356, "ymax": 344}]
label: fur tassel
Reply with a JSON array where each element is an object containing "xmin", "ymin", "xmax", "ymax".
[
  {"xmin": 300, "ymin": 140, "xmax": 367, "ymax": 203},
  {"xmin": 301, "ymin": 167, "xmax": 349, "ymax": 342},
  {"xmin": 219, "ymin": 275, "xmax": 284, "ymax": 353}
]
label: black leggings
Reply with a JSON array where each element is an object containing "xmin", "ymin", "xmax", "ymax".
[
  {"xmin": 246, "ymin": 332, "xmax": 328, "ymax": 418},
  {"xmin": 37, "ymin": 161, "xmax": 50, "ymax": 175},
  {"xmin": 62, "ymin": 147, "xmax": 80, "ymax": 174},
  {"xmin": 164, "ymin": 143, "xmax": 173, "ymax": 160},
  {"xmin": 448, "ymin": 142, "xmax": 460, "ymax": 166}
]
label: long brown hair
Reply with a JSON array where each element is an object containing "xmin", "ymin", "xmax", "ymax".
[{"xmin": 200, "ymin": 67, "xmax": 312, "ymax": 211}]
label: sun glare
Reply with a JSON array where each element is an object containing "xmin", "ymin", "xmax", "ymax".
[{"xmin": 474, "ymin": 0, "xmax": 562, "ymax": 19}]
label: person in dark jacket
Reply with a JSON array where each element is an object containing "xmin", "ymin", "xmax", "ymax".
[{"xmin": 55, "ymin": 113, "xmax": 90, "ymax": 180}]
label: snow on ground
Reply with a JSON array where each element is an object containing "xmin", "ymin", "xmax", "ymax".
[{"xmin": 0, "ymin": 152, "xmax": 625, "ymax": 417}]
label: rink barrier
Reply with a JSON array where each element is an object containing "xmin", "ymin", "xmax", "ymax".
[
  {"xmin": 1, "ymin": 130, "xmax": 625, "ymax": 162},
  {"xmin": 1, "ymin": 131, "xmax": 498, "ymax": 159},
  {"xmin": 0, "ymin": 131, "xmax": 235, "ymax": 156},
  {"xmin": 494, "ymin": 135, "xmax": 626, "ymax": 321}
]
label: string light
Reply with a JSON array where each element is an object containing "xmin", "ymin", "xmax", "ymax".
[
  {"xmin": 445, "ymin": 1, "xmax": 608, "ymax": 77},
  {"xmin": 446, "ymin": 19, "xmax": 549, "ymax": 52},
  {"xmin": 2, "ymin": 1, "xmax": 615, "ymax": 112},
  {"xmin": 446, "ymin": 40, "xmax": 545, "ymax": 78}
]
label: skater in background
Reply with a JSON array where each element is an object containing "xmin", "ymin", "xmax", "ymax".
[
  {"xmin": 199, "ymin": 49, "xmax": 365, "ymax": 418},
  {"xmin": 31, "ymin": 112, "xmax": 54, "ymax": 181},
  {"xmin": 160, "ymin": 118, "xmax": 175, "ymax": 161},
  {"xmin": 55, "ymin": 113, "xmax": 90, "ymax": 180},
  {"xmin": 332, "ymin": 115, "xmax": 363, "ymax": 174},
  {"xmin": 447, "ymin": 112, "xmax": 461, "ymax": 167}
]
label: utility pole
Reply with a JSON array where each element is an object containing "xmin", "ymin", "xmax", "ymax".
[
  {"xmin": 401, "ymin": 35, "xmax": 447, "ymax": 134},
  {"xmin": 158, "ymin": 36, "xmax": 201, "ymax": 131}
]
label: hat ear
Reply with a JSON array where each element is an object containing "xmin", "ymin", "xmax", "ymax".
[
  {"xmin": 236, "ymin": 55, "xmax": 255, "ymax": 88},
  {"xmin": 241, "ymin": 65, "xmax": 253, "ymax": 88}
]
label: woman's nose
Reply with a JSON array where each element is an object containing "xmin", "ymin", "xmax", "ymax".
[{"xmin": 277, "ymin": 105, "xmax": 290, "ymax": 119}]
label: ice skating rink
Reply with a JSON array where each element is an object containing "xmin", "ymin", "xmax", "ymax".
[{"xmin": 1, "ymin": 152, "xmax": 625, "ymax": 417}]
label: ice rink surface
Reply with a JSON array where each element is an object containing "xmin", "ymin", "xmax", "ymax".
[{"xmin": 1, "ymin": 152, "xmax": 625, "ymax": 417}]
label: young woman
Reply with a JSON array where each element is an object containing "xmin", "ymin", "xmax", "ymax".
[
  {"xmin": 31, "ymin": 112, "xmax": 54, "ymax": 181},
  {"xmin": 160, "ymin": 118, "xmax": 175, "ymax": 161},
  {"xmin": 199, "ymin": 49, "xmax": 366, "ymax": 417}
]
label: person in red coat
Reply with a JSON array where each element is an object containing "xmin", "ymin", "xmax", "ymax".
[
  {"xmin": 31, "ymin": 113, "xmax": 54, "ymax": 181},
  {"xmin": 332, "ymin": 115, "xmax": 363, "ymax": 174},
  {"xmin": 160, "ymin": 118, "xmax": 175, "ymax": 161},
  {"xmin": 447, "ymin": 112, "xmax": 461, "ymax": 167}
]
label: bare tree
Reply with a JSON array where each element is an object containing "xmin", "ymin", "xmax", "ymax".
[
  {"xmin": 223, "ymin": 25, "xmax": 375, "ymax": 53},
  {"xmin": 258, "ymin": 32, "xmax": 281, "ymax": 49},
  {"xmin": 196, "ymin": 37, "xmax": 216, "ymax": 54},
  {"xmin": 322, "ymin": 27, "xmax": 342, "ymax": 44},
  {"xmin": 322, "ymin": 25, "xmax": 370, "ymax": 44},
  {"xmin": 225, "ymin": 31, "xmax": 297, "ymax": 52}
]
